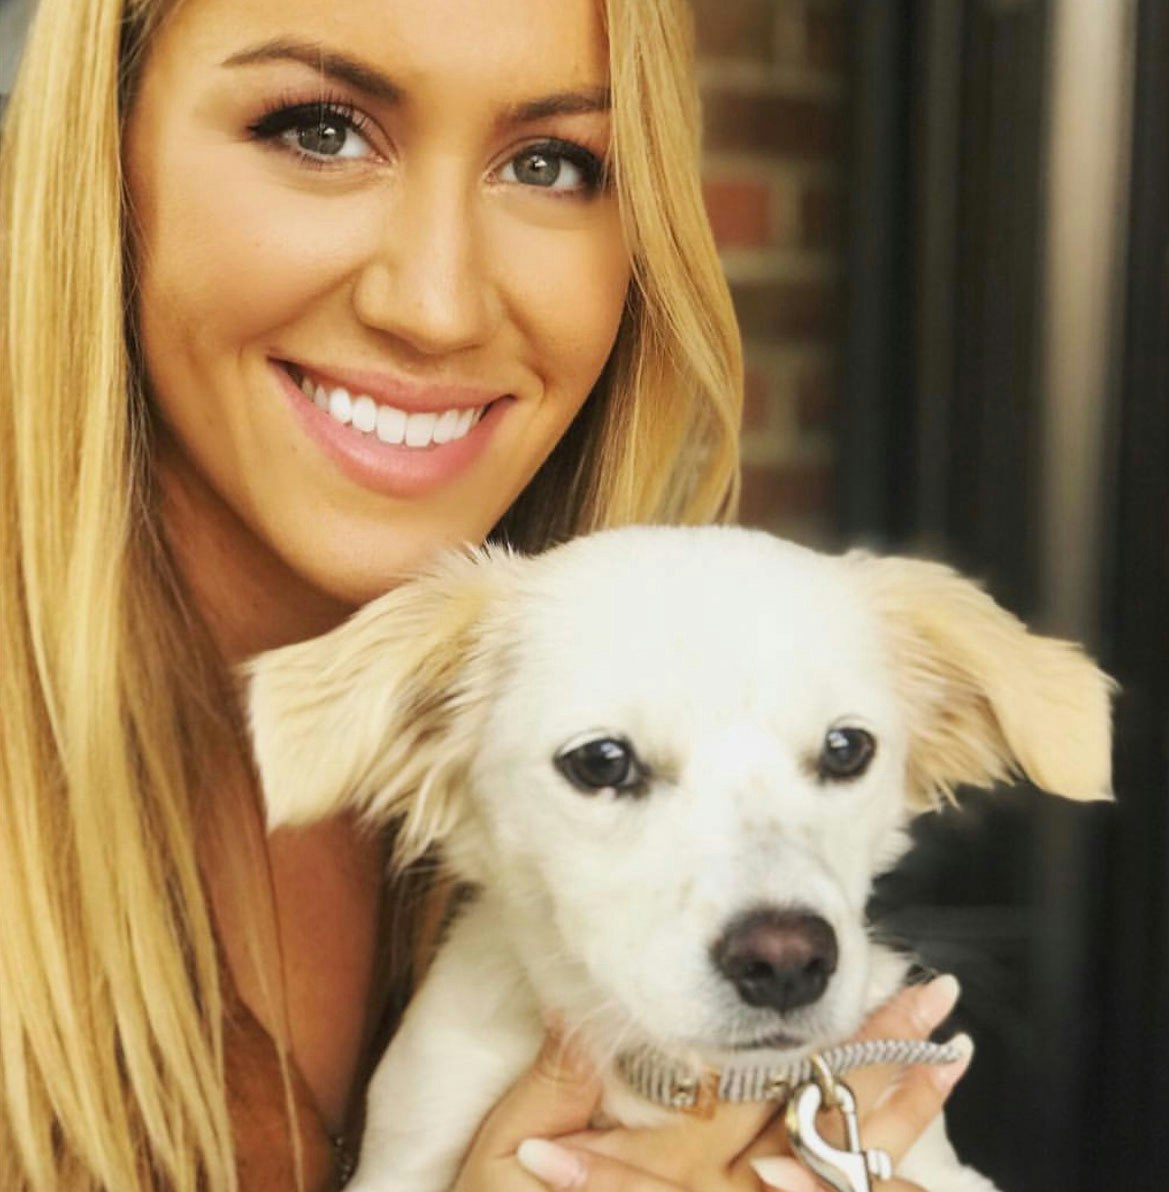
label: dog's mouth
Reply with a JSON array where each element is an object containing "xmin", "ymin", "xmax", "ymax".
[
  {"xmin": 727, "ymin": 1029, "xmax": 805, "ymax": 1052},
  {"xmin": 669, "ymin": 1024, "xmax": 807, "ymax": 1056}
]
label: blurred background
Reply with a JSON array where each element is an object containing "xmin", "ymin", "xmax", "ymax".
[
  {"xmin": 688, "ymin": 3, "xmax": 1166, "ymax": 1189},
  {"xmin": 0, "ymin": 0, "xmax": 29, "ymax": 98},
  {"xmin": 3, "ymin": 1, "xmax": 1166, "ymax": 1189}
]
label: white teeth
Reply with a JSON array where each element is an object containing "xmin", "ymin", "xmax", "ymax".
[
  {"xmin": 297, "ymin": 368, "xmax": 487, "ymax": 448},
  {"xmin": 376, "ymin": 405, "xmax": 407, "ymax": 445},
  {"xmin": 351, "ymin": 395, "xmax": 377, "ymax": 434},
  {"xmin": 328, "ymin": 387, "xmax": 352, "ymax": 424},
  {"xmin": 432, "ymin": 408, "xmax": 461, "ymax": 445},
  {"xmin": 405, "ymin": 411, "xmax": 438, "ymax": 448}
]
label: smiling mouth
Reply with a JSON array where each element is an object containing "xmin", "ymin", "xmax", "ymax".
[{"xmin": 283, "ymin": 363, "xmax": 493, "ymax": 450}]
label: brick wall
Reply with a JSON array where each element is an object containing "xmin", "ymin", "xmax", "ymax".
[{"xmin": 694, "ymin": 0, "xmax": 848, "ymax": 543}]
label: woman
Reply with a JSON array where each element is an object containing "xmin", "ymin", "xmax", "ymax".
[{"xmin": 0, "ymin": 0, "xmax": 968, "ymax": 1187}]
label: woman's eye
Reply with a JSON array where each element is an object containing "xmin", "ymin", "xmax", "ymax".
[
  {"xmin": 499, "ymin": 141, "xmax": 605, "ymax": 195},
  {"xmin": 249, "ymin": 102, "xmax": 375, "ymax": 164},
  {"xmin": 554, "ymin": 734, "xmax": 647, "ymax": 795}
]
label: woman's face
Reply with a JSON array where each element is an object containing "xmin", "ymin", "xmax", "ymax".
[{"xmin": 124, "ymin": 0, "xmax": 630, "ymax": 637}]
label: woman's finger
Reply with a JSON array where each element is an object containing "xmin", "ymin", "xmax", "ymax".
[
  {"xmin": 466, "ymin": 1031, "xmax": 602, "ymax": 1162},
  {"xmin": 855, "ymin": 975, "xmax": 961, "ymax": 1042},
  {"xmin": 857, "ymin": 1033, "xmax": 973, "ymax": 1163},
  {"xmin": 515, "ymin": 1138, "xmax": 688, "ymax": 1191},
  {"xmin": 747, "ymin": 1156, "xmax": 820, "ymax": 1192},
  {"xmin": 749, "ymin": 1165, "xmax": 929, "ymax": 1192},
  {"xmin": 558, "ymin": 1095, "xmax": 778, "ymax": 1180},
  {"xmin": 749, "ymin": 1039, "xmax": 969, "ymax": 1191},
  {"xmin": 844, "ymin": 974, "xmax": 961, "ymax": 1114}
]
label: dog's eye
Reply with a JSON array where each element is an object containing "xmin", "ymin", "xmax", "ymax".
[
  {"xmin": 554, "ymin": 735, "xmax": 646, "ymax": 795},
  {"xmin": 818, "ymin": 727, "xmax": 876, "ymax": 780}
]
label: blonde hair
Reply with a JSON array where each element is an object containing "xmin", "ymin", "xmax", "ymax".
[
  {"xmin": 0, "ymin": 0, "xmax": 741, "ymax": 1187},
  {"xmin": 500, "ymin": 0, "xmax": 742, "ymax": 548}
]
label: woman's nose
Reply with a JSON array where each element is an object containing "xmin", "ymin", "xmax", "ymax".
[{"xmin": 351, "ymin": 175, "xmax": 501, "ymax": 356}]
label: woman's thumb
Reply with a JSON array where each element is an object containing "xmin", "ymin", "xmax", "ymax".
[{"xmin": 475, "ymin": 1031, "xmax": 603, "ymax": 1157}]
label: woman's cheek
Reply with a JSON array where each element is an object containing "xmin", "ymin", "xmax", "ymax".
[
  {"xmin": 487, "ymin": 199, "xmax": 631, "ymax": 390},
  {"xmin": 146, "ymin": 165, "xmax": 383, "ymax": 338}
]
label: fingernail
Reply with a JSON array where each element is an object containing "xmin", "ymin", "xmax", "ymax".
[
  {"xmin": 750, "ymin": 1156, "xmax": 819, "ymax": 1192},
  {"xmin": 914, "ymin": 973, "xmax": 960, "ymax": 1029},
  {"xmin": 932, "ymin": 1032, "xmax": 974, "ymax": 1091},
  {"xmin": 516, "ymin": 1138, "xmax": 589, "ymax": 1190}
]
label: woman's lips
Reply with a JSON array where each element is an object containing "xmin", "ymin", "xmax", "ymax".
[
  {"xmin": 272, "ymin": 360, "xmax": 510, "ymax": 500},
  {"xmin": 290, "ymin": 364, "xmax": 490, "ymax": 449}
]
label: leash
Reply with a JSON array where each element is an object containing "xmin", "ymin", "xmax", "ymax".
[{"xmin": 618, "ymin": 1037, "xmax": 965, "ymax": 1192}]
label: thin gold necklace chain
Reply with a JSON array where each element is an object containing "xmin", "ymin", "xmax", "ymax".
[{"xmin": 331, "ymin": 1130, "xmax": 359, "ymax": 1189}]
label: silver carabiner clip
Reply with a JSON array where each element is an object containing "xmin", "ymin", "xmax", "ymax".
[{"xmin": 785, "ymin": 1055, "xmax": 894, "ymax": 1192}]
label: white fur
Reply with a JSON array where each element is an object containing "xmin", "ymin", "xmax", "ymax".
[{"xmin": 245, "ymin": 526, "xmax": 1114, "ymax": 1192}]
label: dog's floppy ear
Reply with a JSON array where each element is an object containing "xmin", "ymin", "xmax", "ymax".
[
  {"xmin": 850, "ymin": 553, "xmax": 1115, "ymax": 808},
  {"xmin": 242, "ymin": 546, "xmax": 518, "ymax": 862}
]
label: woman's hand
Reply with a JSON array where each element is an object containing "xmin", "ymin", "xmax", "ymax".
[
  {"xmin": 749, "ymin": 975, "xmax": 972, "ymax": 1192},
  {"xmin": 450, "ymin": 974, "xmax": 970, "ymax": 1191},
  {"xmin": 450, "ymin": 1026, "xmax": 720, "ymax": 1190}
]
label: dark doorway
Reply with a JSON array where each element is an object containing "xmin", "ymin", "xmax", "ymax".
[{"xmin": 839, "ymin": 3, "xmax": 1168, "ymax": 1189}]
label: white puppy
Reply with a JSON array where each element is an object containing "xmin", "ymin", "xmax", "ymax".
[{"xmin": 246, "ymin": 526, "xmax": 1113, "ymax": 1192}]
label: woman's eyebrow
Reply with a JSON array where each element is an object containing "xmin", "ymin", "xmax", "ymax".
[
  {"xmin": 221, "ymin": 39, "xmax": 402, "ymax": 105},
  {"xmin": 502, "ymin": 87, "xmax": 611, "ymax": 124},
  {"xmin": 220, "ymin": 38, "xmax": 610, "ymax": 123}
]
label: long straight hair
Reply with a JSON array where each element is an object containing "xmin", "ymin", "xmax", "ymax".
[
  {"xmin": 0, "ymin": 0, "xmax": 741, "ymax": 1186},
  {"xmin": 499, "ymin": 0, "xmax": 741, "ymax": 548}
]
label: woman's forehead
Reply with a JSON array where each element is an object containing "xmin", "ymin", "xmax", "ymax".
[{"xmin": 146, "ymin": 0, "xmax": 612, "ymax": 102}]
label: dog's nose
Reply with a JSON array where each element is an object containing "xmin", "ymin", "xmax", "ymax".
[{"xmin": 713, "ymin": 909, "xmax": 838, "ymax": 1013}]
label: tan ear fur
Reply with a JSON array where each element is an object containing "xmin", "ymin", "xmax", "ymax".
[
  {"xmin": 851, "ymin": 554, "xmax": 1116, "ymax": 808},
  {"xmin": 242, "ymin": 546, "xmax": 519, "ymax": 864}
]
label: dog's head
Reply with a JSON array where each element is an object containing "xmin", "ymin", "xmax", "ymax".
[{"xmin": 245, "ymin": 526, "xmax": 1113, "ymax": 1062}]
